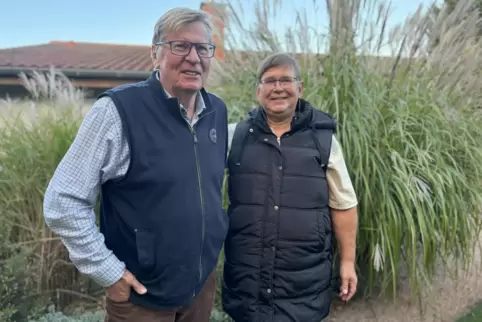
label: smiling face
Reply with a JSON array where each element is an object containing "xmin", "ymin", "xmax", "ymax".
[
  {"xmin": 256, "ymin": 64, "xmax": 303, "ymax": 121},
  {"xmin": 152, "ymin": 21, "xmax": 212, "ymax": 94}
]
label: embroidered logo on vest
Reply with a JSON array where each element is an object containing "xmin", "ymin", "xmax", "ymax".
[{"xmin": 209, "ymin": 128, "xmax": 217, "ymax": 143}]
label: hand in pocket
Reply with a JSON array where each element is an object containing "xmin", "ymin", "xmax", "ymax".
[{"xmin": 106, "ymin": 269, "xmax": 147, "ymax": 302}]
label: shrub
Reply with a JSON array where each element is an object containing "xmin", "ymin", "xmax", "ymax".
[
  {"xmin": 0, "ymin": 71, "xmax": 93, "ymax": 314},
  {"xmin": 0, "ymin": 244, "xmax": 47, "ymax": 321},
  {"xmin": 28, "ymin": 308, "xmax": 104, "ymax": 322},
  {"xmin": 27, "ymin": 308, "xmax": 231, "ymax": 322}
]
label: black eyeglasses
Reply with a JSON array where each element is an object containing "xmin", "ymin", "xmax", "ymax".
[{"xmin": 155, "ymin": 40, "xmax": 216, "ymax": 58}]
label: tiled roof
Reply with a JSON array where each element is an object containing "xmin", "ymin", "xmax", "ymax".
[{"xmin": 0, "ymin": 41, "xmax": 153, "ymax": 72}]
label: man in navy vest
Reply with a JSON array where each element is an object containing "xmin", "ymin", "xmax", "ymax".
[
  {"xmin": 223, "ymin": 53, "xmax": 359, "ymax": 322},
  {"xmin": 43, "ymin": 7, "xmax": 229, "ymax": 322}
]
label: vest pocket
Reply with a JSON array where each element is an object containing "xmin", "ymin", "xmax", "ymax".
[
  {"xmin": 134, "ymin": 229, "xmax": 156, "ymax": 271},
  {"xmin": 317, "ymin": 211, "xmax": 328, "ymax": 246},
  {"xmin": 317, "ymin": 210, "xmax": 333, "ymax": 260}
]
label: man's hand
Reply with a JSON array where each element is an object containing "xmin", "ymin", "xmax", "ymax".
[
  {"xmin": 106, "ymin": 269, "xmax": 147, "ymax": 302},
  {"xmin": 331, "ymin": 206, "xmax": 358, "ymax": 302},
  {"xmin": 339, "ymin": 260, "xmax": 357, "ymax": 302}
]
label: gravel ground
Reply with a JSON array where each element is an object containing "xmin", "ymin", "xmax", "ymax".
[{"xmin": 327, "ymin": 235, "xmax": 482, "ymax": 322}]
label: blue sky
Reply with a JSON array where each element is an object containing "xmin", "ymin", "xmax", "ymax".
[{"xmin": 1, "ymin": 0, "xmax": 440, "ymax": 54}]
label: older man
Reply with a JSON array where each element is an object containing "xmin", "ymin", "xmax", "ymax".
[
  {"xmin": 43, "ymin": 7, "xmax": 228, "ymax": 322},
  {"xmin": 223, "ymin": 53, "xmax": 359, "ymax": 322}
]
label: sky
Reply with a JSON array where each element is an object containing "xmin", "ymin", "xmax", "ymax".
[{"xmin": 0, "ymin": 0, "xmax": 441, "ymax": 55}]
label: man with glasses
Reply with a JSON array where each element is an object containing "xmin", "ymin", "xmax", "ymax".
[
  {"xmin": 43, "ymin": 7, "xmax": 229, "ymax": 322},
  {"xmin": 223, "ymin": 53, "xmax": 359, "ymax": 322}
]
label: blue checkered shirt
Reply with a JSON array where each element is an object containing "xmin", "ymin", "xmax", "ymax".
[{"xmin": 43, "ymin": 83, "xmax": 206, "ymax": 287}]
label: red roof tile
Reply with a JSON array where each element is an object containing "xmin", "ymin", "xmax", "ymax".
[{"xmin": 0, "ymin": 41, "xmax": 153, "ymax": 72}]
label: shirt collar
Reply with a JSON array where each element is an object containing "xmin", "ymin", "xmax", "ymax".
[{"xmin": 155, "ymin": 70, "xmax": 206, "ymax": 116}]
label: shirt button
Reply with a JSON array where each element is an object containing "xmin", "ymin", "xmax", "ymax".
[
  {"xmin": 267, "ymin": 288, "xmax": 271, "ymax": 293},
  {"xmin": 264, "ymin": 138, "xmax": 268, "ymax": 142},
  {"xmin": 272, "ymin": 246, "xmax": 276, "ymax": 251},
  {"xmin": 278, "ymin": 166, "xmax": 282, "ymax": 170},
  {"xmin": 274, "ymin": 205, "xmax": 279, "ymax": 211}
]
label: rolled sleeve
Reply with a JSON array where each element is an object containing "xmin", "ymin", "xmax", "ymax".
[{"xmin": 326, "ymin": 135, "xmax": 358, "ymax": 210}]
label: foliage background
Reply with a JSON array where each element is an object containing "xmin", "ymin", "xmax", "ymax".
[{"xmin": 0, "ymin": 0, "xmax": 481, "ymax": 321}]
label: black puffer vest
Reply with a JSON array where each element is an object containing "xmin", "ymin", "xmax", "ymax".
[{"xmin": 222, "ymin": 99, "xmax": 337, "ymax": 322}]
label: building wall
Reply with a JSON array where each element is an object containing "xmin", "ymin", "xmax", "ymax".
[
  {"xmin": 0, "ymin": 85, "xmax": 31, "ymax": 100},
  {"xmin": 200, "ymin": 2, "xmax": 228, "ymax": 61},
  {"xmin": 0, "ymin": 75, "xmax": 147, "ymax": 100}
]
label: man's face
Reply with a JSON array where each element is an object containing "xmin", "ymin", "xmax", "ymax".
[
  {"xmin": 152, "ymin": 21, "xmax": 212, "ymax": 93},
  {"xmin": 256, "ymin": 65, "xmax": 303, "ymax": 119}
]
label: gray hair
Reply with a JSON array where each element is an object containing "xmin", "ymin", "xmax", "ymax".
[
  {"xmin": 256, "ymin": 53, "xmax": 302, "ymax": 81},
  {"xmin": 152, "ymin": 8, "xmax": 213, "ymax": 44}
]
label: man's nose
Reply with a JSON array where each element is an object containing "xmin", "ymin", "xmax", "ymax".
[
  {"xmin": 185, "ymin": 46, "xmax": 201, "ymax": 63},
  {"xmin": 273, "ymin": 81, "xmax": 284, "ymax": 91}
]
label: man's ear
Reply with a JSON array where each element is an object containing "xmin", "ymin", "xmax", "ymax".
[
  {"xmin": 256, "ymin": 84, "xmax": 262, "ymax": 101},
  {"xmin": 298, "ymin": 80, "xmax": 304, "ymax": 96},
  {"xmin": 151, "ymin": 44, "xmax": 158, "ymax": 69}
]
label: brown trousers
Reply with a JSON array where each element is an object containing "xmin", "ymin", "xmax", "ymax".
[{"xmin": 104, "ymin": 272, "xmax": 216, "ymax": 322}]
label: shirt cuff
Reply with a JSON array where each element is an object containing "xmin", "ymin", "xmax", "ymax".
[{"xmin": 87, "ymin": 254, "xmax": 126, "ymax": 288}]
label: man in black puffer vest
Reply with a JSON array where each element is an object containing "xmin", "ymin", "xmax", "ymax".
[{"xmin": 223, "ymin": 53, "xmax": 359, "ymax": 322}]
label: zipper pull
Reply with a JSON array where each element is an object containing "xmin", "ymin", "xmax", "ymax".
[{"xmin": 193, "ymin": 132, "xmax": 198, "ymax": 143}]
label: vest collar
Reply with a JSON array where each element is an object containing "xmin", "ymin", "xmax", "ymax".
[
  {"xmin": 251, "ymin": 98, "xmax": 314, "ymax": 134},
  {"xmin": 146, "ymin": 70, "xmax": 215, "ymax": 118}
]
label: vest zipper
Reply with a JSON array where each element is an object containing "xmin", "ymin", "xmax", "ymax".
[
  {"xmin": 176, "ymin": 99, "xmax": 215, "ymax": 298},
  {"xmin": 188, "ymin": 124, "xmax": 205, "ymax": 297}
]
